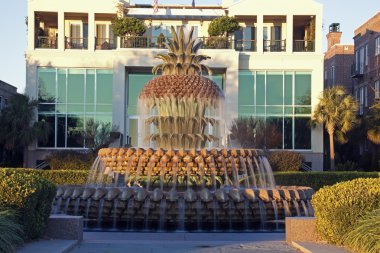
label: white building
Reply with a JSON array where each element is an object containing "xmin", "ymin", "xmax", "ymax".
[{"xmin": 25, "ymin": 0, "xmax": 324, "ymax": 169}]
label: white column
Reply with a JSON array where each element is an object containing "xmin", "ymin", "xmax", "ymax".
[
  {"xmin": 314, "ymin": 15, "xmax": 323, "ymax": 53},
  {"xmin": 286, "ymin": 14, "xmax": 293, "ymax": 53},
  {"xmin": 112, "ymin": 61, "xmax": 126, "ymax": 145},
  {"xmin": 88, "ymin": 12, "xmax": 95, "ymax": 51},
  {"xmin": 256, "ymin": 15, "xmax": 263, "ymax": 53},
  {"xmin": 58, "ymin": 11, "xmax": 65, "ymax": 51},
  {"xmin": 27, "ymin": 9, "xmax": 35, "ymax": 50}
]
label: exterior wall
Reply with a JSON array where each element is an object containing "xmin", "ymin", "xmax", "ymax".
[
  {"xmin": 353, "ymin": 12, "xmax": 380, "ymax": 115},
  {"xmin": 25, "ymin": 0, "xmax": 324, "ymax": 170},
  {"xmin": 324, "ymin": 44, "xmax": 354, "ymax": 89}
]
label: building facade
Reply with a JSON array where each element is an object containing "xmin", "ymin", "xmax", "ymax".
[
  {"xmin": 25, "ymin": 0, "xmax": 324, "ymax": 169},
  {"xmin": 0, "ymin": 80, "xmax": 17, "ymax": 110},
  {"xmin": 352, "ymin": 12, "xmax": 380, "ymax": 116},
  {"xmin": 324, "ymin": 23, "xmax": 354, "ymax": 90}
]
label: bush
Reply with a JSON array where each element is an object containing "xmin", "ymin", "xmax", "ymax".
[
  {"xmin": 46, "ymin": 150, "xmax": 96, "ymax": 170},
  {"xmin": 274, "ymin": 171, "xmax": 380, "ymax": 190},
  {"xmin": 0, "ymin": 210, "xmax": 24, "ymax": 253},
  {"xmin": 0, "ymin": 168, "xmax": 89, "ymax": 185},
  {"xmin": 0, "ymin": 170, "xmax": 56, "ymax": 239},
  {"xmin": 311, "ymin": 178, "xmax": 380, "ymax": 245},
  {"xmin": 342, "ymin": 208, "xmax": 380, "ymax": 253},
  {"xmin": 112, "ymin": 16, "xmax": 146, "ymax": 36},
  {"xmin": 208, "ymin": 16, "xmax": 240, "ymax": 36},
  {"xmin": 268, "ymin": 151, "xmax": 304, "ymax": 172}
]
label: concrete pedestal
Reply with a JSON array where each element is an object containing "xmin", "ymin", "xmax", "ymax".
[{"xmin": 45, "ymin": 215, "xmax": 83, "ymax": 241}]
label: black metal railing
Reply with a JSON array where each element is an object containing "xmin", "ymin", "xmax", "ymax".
[
  {"xmin": 351, "ymin": 63, "xmax": 364, "ymax": 78},
  {"xmin": 234, "ymin": 39, "xmax": 257, "ymax": 52},
  {"xmin": 65, "ymin": 37, "xmax": 88, "ymax": 49},
  {"xmin": 95, "ymin": 37, "xmax": 116, "ymax": 50},
  {"xmin": 121, "ymin": 36, "xmax": 150, "ymax": 48},
  {"xmin": 198, "ymin": 36, "xmax": 233, "ymax": 49},
  {"xmin": 293, "ymin": 40, "xmax": 315, "ymax": 52},
  {"xmin": 263, "ymin": 40, "xmax": 286, "ymax": 52},
  {"xmin": 36, "ymin": 36, "xmax": 58, "ymax": 49}
]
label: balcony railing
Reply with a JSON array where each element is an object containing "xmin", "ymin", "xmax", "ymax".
[
  {"xmin": 36, "ymin": 36, "xmax": 57, "ymax": 49},
  {"xmin": 95, "ymin": 37, "xmax": 116, "ymax": 50},
  {"xmin": 198, "ymin": 36, "xmax": 233, "ymax": 49},
  {"xmin": 234, "ymin": 39, "xmax": 257, "ymax": 52},
  {"xmin": 351, "ymin": 63, "xmax": 364, "ymax": 78},
  {"xmin": 65, "ymin": 37, "xmax": 88, "ymax": 49},
  {"xmin": 293, "ymin": 40, "xmax": 315, "ymax": 52},
  {"xmin": 264, "ymin": 40, "xmax": 286, "ymax": 52}
]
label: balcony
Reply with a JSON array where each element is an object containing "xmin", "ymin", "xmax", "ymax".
[
  {"xmin": 234, "ymin": 39, "xmax": 257, "ymax": 52},
  {"xmin": 351, "ymin": 63, "xmax": 364, "ymax": 78},
  {"xmin": 65, "ymin": 37, "xmax": 88, "ymax": 49},
  {"xmin": 293, "ymin": 40, "xmax": 315, "ymax": 52},
  {"xmin": 95, "ymin": 37, "xmax": 116, "ymax": 50},
  {"xmin": 36, "ymin": 36, "xmax": 57, "ymax": 49},
  {"xmin": 264, "ymin": 40, "xmax": 286, "ymax": 52}
]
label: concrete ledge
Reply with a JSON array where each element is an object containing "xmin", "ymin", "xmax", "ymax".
[
  {"xmin": 285, "ymin": 217, "xmax": 318, "ymax": 243},
  {"xmin": 44, "ymin": 215, "xmax": 83, "ymax": 241}
]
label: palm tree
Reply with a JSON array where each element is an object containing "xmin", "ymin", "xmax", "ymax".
[
  {"xmin": 365, "ymin": 100, "xmax": 380, "ymax": 169},
  {"xmin": 0, "ymin": 94, "xmax": 51, "ymax": 166},
  {"xmin": 313, "ymin": 86, "xmax": 358, "ymax": 170},
  {"xmin": 139, "ymin": 26, "xmax": 224, "ymax": 149}
]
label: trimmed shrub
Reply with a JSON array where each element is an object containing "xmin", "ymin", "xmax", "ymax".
[
  {"xmin": 0, "ymin": 168, "xmax": 89, "ymax": 185},
  {"xmin": 0, "ymin": 170, "xmax": 56, "ymax": 239},
  {"xmin": 274, "ymin": 171, "xmax": 380, "ymax": 190},
  {"xmin": 342, "ymin": 208, "xmax": 380, "ymax": 253},
  {"xmin": 0, "ymin": 210, "xmax": 24, "ymax": 253},
  {"xmin": 311, "ymin": 178, "xmax": 380, "ymax": 245},
  {"xmin": 46, "ymin": 150, "xmax": 96, "ymax": 170},
  {"xmin": 268, "ymin": 151, "xmax": 304, "ymax": 172},
  {"xmin": 208, "ymin": 16, "xmax": 240, "ymax": 36}
]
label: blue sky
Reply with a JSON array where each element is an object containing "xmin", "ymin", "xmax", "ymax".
[{"xmin": 0, "ymin": 0, "xmax": 378, "ymax": 93}]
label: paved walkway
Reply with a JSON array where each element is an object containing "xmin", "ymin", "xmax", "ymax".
[{"xmin": 69, "ymin": 232, "xmax": 298, "ymax": 253}]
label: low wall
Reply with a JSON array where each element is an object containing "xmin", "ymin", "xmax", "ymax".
[{"xmin": 45, "ymin": 215, "xmax": 83, "ymax": 241}]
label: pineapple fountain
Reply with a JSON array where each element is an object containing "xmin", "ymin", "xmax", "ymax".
[{"xmin": 52, "ymin": 27, "xmax": 314, "ymax": 231}]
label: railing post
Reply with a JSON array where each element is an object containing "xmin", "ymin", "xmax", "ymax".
[{"xmin": 286, "ymin": 14, "xmax": 293, "ymax": 53}]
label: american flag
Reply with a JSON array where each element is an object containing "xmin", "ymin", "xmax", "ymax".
[{"xmin": 153, "ymin": 0, "xmax": 158, "ymax": 13}]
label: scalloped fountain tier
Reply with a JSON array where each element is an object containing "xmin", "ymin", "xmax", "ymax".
[{"xmin": 52, "ymin": 147, "xmax": 315, "ymax": 231}]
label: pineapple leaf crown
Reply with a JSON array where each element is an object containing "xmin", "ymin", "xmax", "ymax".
[{"xmin": 152, "ymin": 26, "xmax": 212, "ymax": 76}]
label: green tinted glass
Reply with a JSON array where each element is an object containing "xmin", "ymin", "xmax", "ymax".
[
  {"xmin": 266, "ymin": 72, "xmax": 283, "ymax": 105},
  {"xmin": 294, "ymin": 117, "xmax": 311, "ymax": 149},
  {"xmin": 57, "ymin": 69, "xmax": 66, "ymax": 104},
  {"xmin": 86, "ymin": 70, "xmax": 95, "ymax": 104},
  {"xmin": 67, "ymin": 69, "xmax": 85, "ymax": 104},
  {"xmin": 96, "ymin": 69, "xmax": 113, "ymax": 104},
  {"xmin": 295, "ymin": 72, "xmax": 311, "ymax": 105},
  {"xmin": 256, "ymin": 72, "xmax": 265, "ymax": 105},
  {"xmin": 129, "ymin": 118, "xmax": 138, "ymax": 147},
  {"xmin": 284, "ymin": 117, "xmax": 293, "ymax": 149},
  {"xmin": 128, "ymin": 73, "xmax": 153, "ymax": 114},
  {"xmin": 238, "ymin": 71, "xmax": 254, "ymax": 106},
  {"xmin": 38, "ymin": 68, "xmax": 56, "ymax": 103},
  {"xmin": 284, "ymin": 72, "xmax": 293, "ymax": 105}
]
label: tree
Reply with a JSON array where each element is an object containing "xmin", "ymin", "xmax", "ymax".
[
  {"xmin": 0, "ymin": 94, "xmax": 51, "ymax": 166},
  {"xmin": 83, "ymin": 119, "xmax": 119, "ymax": 153},
  {"xmin": 313, "ymin": 86, "xmax": 358, "ymax": 170},
  {"xmin": 365, "ymin": 100, "xmax": 380, "ymax": 169},
  {"xmin": 208, "ymin": 16, "xmax": 240, "ymax": 37},
  {"xmin": 111, "ymin": 17, "xmax": 146, "ymax": 37}
]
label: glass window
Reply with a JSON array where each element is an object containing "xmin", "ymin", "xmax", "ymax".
[
  {"xmin": 266, "ymin": 71, "xmax": 283, "ymax": 105},
  {"xmin": 375, "ymin": 80, "xmax": 379, "ymax": 99},
  {"xmin": 284, "ymin": 117, "xmax": 293, "ymax": 149},
  {"xmin": 96, "ymin": 69, "xmax": 113, "ymax": 104},
  {"xmin": 284, "ymin": 72, "xmax": 293, "ymax": 105},
  {"xmin": 57, "ymin": 69, "xmax": 66, "ymax": 104},
  {"xmin": 295, "ymin": 72, "xmax": 311, "ymax": 105},
  {"xmin": 238, "ymin": 71, "xmax": 254, "ymax": 114},
  {"xmin": 38, "ymin": 68, "xmax": 56, "ymax": 103},
  {"xmin": 67, "ymin": 114, "xmax": 84, "ymax": 147},
  {"xmin": 376, "ymin": 36, "xmax": 380, "ymax": 56},
  {"xmin": 57, "ymin": 115, "xmax": 66, "ymax": 147},
  {"xmin": 266, "ymin": 117, "xmax": 283, "ymax": 149},
  {"xmin": 67, "ymin": 69, "xmax": 85, "ymax": 104},
  {"xmin": 128, "ymin": 73, "xmax": 153, "ymax": 115},
  {"xmin": 294, "ymin": 117, "xmax": 311, "ymax": 149},
  {"xmin": 38, "ymin": 114, "xmax": 55, "ymax": 147},
  {"xmin": 86, "ymin": 69, "xmax": 95, "ymax": 104},
  {"xmin": 129, "ymin": 118, "xmax": 138, "ymax": 147},
  {"xmin": 256, "ymin": 72, "xmax": 265, "ymax": 105}
]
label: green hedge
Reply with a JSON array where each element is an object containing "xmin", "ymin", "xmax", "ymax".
[
  {"xmin": 0, "ymin": 170, "xmax": 56, "ymax": 239},
  {"xmin": 312, "ymin": 178, "xmax": 380, "ymax": 245},
  {"xmin": 0, "ymin": 168, "xmax": 89, "ymax": 185},
  {"xmin": 274, "ymin": 171, "xmax": 380, "ymax": 190}
]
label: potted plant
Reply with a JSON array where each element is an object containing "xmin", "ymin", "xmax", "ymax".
[{"xmin": 207, "ymin": 16, "xmax": 240, "ymax": 49}]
